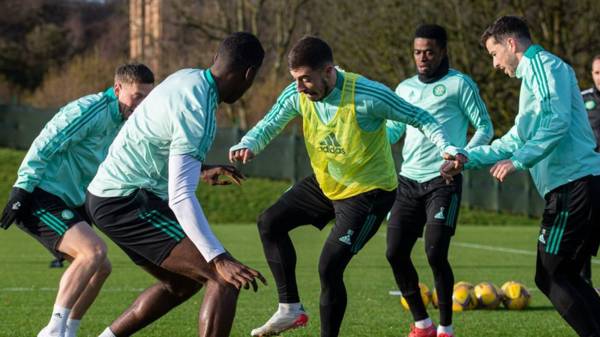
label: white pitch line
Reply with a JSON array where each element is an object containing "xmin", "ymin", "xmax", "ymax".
[
  {"xmin": 0, "ymin": 287, "xmax": 145, "ymax": 292},
  {"xmin": 452, "ymin": 241, "xmax": 600, "ymax": 265},
  {"xmin": 377, "ymin": 233, "xmax": 600, "ymax": 265}
]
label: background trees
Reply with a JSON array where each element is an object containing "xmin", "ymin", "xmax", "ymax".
[{"xmin": 1, "ymin": 0, "xmax": 600, "ymax": 134}]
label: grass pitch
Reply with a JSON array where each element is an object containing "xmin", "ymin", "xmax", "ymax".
[{"xmin": 1, "ymin": 223, "xmax": 598, "ymax": 337}]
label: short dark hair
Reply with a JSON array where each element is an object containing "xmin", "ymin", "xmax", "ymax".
[
  {"xmin": 480, "ymin": 16, "xmax": 532, "ymax": 47},
  {"xmin": 115, "ymin": 63, "xmax": 154, "ymax": 84},
  {"xmin": 114, "ymin": 63, "xmax": 154, "ymax": 84},
  {"xmin": 415, "ymin": 24, "xmax": 447, "ymax": 49},
  {"xmin": 288, "ymin": 36, "xmax": 333, "ymax": 70},
  {"xmin": 216, "ymin": 32, "xmax": 265, "ymax": 71},
  {"xmin": 593, "ymin": 54, "xmax": 600, "ymax": 63}
]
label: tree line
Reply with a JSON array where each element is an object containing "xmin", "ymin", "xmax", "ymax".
[{"xmin": 2, "ymin": 0, "xmax": 599, "ymax": 135}]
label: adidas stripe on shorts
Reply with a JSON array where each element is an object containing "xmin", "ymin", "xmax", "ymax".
[
  {"xmin": 16, "ymin": 188, "xmax": 90, "ymax": 256},
  {"xmin": 538, "ymin": 175, "xmax": 600, "ymax": 259},
  {"xmin": 86, "ymin": 189, "xmax": 186, "ymax": 266}
]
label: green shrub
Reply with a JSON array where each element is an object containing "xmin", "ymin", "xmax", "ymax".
[{"xmin": 0, "ymin": 148, "xmax": 537, "ymax": 225}]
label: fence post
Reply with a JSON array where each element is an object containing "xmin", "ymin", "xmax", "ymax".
[
  {"xmin": 462, "ymin": 169, "xmax": 470, "ymax": 208},
  {"xmin": 290, "ymin": 124, "xmax": 297, "ymax": 183},
  {"xmin": 493, "ymin": 178, "xmax": 500, "ymax": 213}
]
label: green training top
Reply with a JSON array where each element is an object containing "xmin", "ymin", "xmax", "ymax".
[
  {"xmin": 88, "ymin": 69, "xmax": 219, "ymax": 199},
  {"xmin": 387, "ymin": 69, "xmax": 494, "ymax": 182},
  {"xmin": 230, "ymin": 70, "xmax": 462, "ymax": 159},
  {"xmin": 14, "ymin": 88, "xmax": 123, "ymax": 207},
  {"xmin": 466, "ymin": 45, "xmax": 600, "ymax": 196}
]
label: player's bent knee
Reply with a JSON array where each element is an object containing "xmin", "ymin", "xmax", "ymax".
[
  {"xmin": 425, "ymin": 247, "xmax": 447, "ymax": 268},
  {"xmin": 257, "ymin": 209, "xmax": 281, "ymax": 237},
  {"xmin": 163, "ymin": 281, "xmax": 202, "ymax": 300},
  {"xmin": 96, "ymin": 258, "xmax": 112, "ymax": 279},
  {"xmin": 78, "ymin": 241, "xmax": 108, "ymax": 267},
  {"xmin": 206, "ymin": 278, "xmax": 240, "ymax": 296},
  {"xmin": 386, "ymin": 245, "xmax": 411, "ymax": 266},
  {"xmin": 385, "ymin": 246, "xmax": 401, "ymax": 263}
]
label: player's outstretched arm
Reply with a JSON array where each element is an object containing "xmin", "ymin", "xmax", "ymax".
[
  {"xmin": 168, "ymin": 154, "xmax": 266, "ymax": 291},
  {"xmin": 369, "ymin": 80, "xmax": 467, "ymax": 159}
]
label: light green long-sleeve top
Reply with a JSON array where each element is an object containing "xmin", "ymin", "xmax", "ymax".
[
  {"xmin": 387, "ymin": 69, "xmax": 494, "ymax": 182},
  {"xmin": 15, "ymin": 88, "xmax": 123, "ymax": 207},
  {"xmin": 230, "ymin": 70, "xmax": 463, "ymax": 158},
  {"xmin": 465, "ymin": 45, "xmax": 600, "ymax": 197}
]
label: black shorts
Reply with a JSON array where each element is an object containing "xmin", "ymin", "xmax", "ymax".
[
  {"xmin": 16, "ymin": 188, "xmax": 89, "ymax": 256},
  {"xmin": 538, "ymin": 175, "xmax": 600, "ymax": 259},
  {"xmin": 86, "ymin": 189, "xmax": 186, "ymax": 266},
  {"xmin": 388, "ymin": 175, "xmax": 462, "ymax": 237},
  {"xmin": 269, "ymin": 175, "xmax": 395, "ymax": 254}
]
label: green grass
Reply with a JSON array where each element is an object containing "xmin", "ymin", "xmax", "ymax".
[
  {"xmin": 1, "ymin": 224, "xmax": 598, "ymax": 337},
  {"xmin": 0, "ymin": 147, "xmax": 540, "ymax": 225}
]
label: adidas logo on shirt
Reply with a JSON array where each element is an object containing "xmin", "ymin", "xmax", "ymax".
[{"xmin": 319, "ymin": 132, "xmax": 346, "ymax": 154}]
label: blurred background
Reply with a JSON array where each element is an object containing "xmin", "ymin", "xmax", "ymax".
[
  {"xmin": 1, "ymin": 0, "xmax": 599, "ymax": 132},
  {"xmin": 1, "ymin": 0, "xmax": 600, "ymax": 217}
]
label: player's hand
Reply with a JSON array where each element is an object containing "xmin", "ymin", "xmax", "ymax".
[
  {"xmin": 229, "ymin": 148, "xmax": 255, "ymax": 164},
  {"xmin": 442, "ymin": 152, "xmax": 468, "ymax": 164},
  {"xmin": 489, "ymin": 159, "xmax": 516, "ymax": 182},
  {"xmin": 0, "ymin": 187, "xmax": 31, "ymax": 230},
  {"xmin": 212, "ymin": 253, "xmax": 267, "ymax": 291},
  {"xmin": 201, "ymin": 164, "xmax": 245, "ymax": 186},
  {"xmin": 440, "ymin": 159, "xmax": 464, "ymax": 184}
]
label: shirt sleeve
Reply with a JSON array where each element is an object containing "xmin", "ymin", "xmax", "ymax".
[
  {"xmin": 458, "ymin": 77, "xmax": 494, "ymax": 149},
  {"xmin": 169, "ymin": 103, "xmax": 214, "ymax": 161},
  {"xmin": 168, "ymin": 154, "xmax": 226, "ymax": 262},
  {"xmin": 230, "ymin": 83, "xmax": 300, "ymax": 155},
  {"xmin": 366, "ymin": 81, "xmax": 464, "ymax": 156},
  {"xmin": 386, "ymin": 120, "xmax": 406, "ymax": 144},
  {"xmin": 509, "ymin": 59, "xmax": 572, "ymax": 170},
  {"xmin": 465, "ymin": 125, "xmax": 524, "ymax": 169},
  {"xmin": 14, "ymin": 98, "xmax": 102, "ymax": 192}
]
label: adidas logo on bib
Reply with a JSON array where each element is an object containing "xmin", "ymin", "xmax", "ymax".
[{"xmin": 319, "ymin": 133, "xmax": 345, "ymax": 154}]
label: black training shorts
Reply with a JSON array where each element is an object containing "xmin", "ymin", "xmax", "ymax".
[
  {"xmin": 16, "ymin": 188, "xmax": 89, "ymax": 256},
  {"xmin": 538, "ymin": 175, "xmax": 600, "ymax": 259},
  {"xmin": 388, "ymin": 174, "xmax": 462, "ymax": 237},
  {"xmin": 86, "ymin": 189, "xmax": 186, "ymax": 266},
  {"xmin": 264, "ymin": 175, "xmax": 395, "ymax": 254}
]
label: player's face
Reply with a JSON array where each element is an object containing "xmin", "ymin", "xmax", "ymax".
[
  {"xmin": 115, "ymin": 82, "xmax": 153, "ymax": 119},
  {"xmin": 485, "ymin": 37, "xmax": 520, "ymax": 78},
  {"xmin": 592, "ymin": 59, "xmax": 600, "ymax": 91},
  {"xmin": 290, "ymin": 65, "xmax": 334, "ymax": 102},
  {"xmin": 413, "ymin": 38, "xmax": 446, "ymax": 77}
]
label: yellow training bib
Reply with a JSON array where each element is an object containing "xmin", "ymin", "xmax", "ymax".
[{"xmin": 300, "ymin": 72, "xmax": 398, "ymax": 200}]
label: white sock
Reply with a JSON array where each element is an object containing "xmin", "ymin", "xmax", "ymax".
[
  {"xmin": 47, "ymin": 304, "xmax": 71, "ymax": 334},
  {"xmin": 98, "ymin": 327, "xmax": 116, "ymax": 337},
  {"xmin": 437, "ymin": 325, "xmax": 453, "ymax": 335},
  {"xmin": 414, "ymin": 317, "xmax": 433, "ymax": 329},
  {"xmin": 65, "ymin": 319, "xmax": 81, "ymax": 337},
  {"xmin": 278, "ymin": 302, "xmax": 303, "ymax": 313}
]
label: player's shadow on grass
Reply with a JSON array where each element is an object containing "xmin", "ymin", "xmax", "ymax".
[
  {"xmin": 451, "ymin": 265, "xmax": 532, "ymax": 270},
  {"xmin": 516, "ymin": 305, "xmax": 556, "ymax": 311}
]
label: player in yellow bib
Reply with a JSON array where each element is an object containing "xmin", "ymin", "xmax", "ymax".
[{"xmin": 230, "ymin": 36, "xmax": 467, "ymax": 337}]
